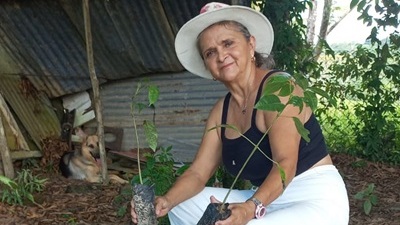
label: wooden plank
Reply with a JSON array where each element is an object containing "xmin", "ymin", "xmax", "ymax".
[
  {"xmin": 0, "ymin": 110, "xmax": 15, "ymax": 178},
  {"xmin": 0, "ymin": 93, "xmax": 29, "ymax": 150},
  {"xmin": 10, "ymin": 150, "xmax": 42, "ymax": 160}
]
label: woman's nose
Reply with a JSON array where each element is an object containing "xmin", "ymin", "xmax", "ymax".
[{"xmin": 217, "ymin": 50, "xmax": 227, "ymax": 63}]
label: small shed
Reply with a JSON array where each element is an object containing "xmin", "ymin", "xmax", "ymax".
[{"xmin": 0, "ymin": 0, "xmax": 251, "ymax": 174}]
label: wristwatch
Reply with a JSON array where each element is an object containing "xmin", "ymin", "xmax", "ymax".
[{"xmin": 246, "ymin": 197, "xmax": 266, "ymax": 219}]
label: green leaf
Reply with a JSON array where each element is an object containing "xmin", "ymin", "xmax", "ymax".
[
  {"xmin": 292, "ymin": 73, "xmax": 309, "ymax": 90},
  {"xmin": 143, "ymin": 120, "xmax": 158, "ymax": 151},
  {"xmin": 277, "ymin": 164, "xmax": 286, "ymax": 185},
  {"xmin": 370, "ymin": 194, "xmax": 378, "ymax": 205},
  {"xmin": 136, "ymin": 103, "xmax": 147, "ymax": 113},
  {"xmin": 350, "ymin": 0, "xmax": 359, "ymax": 9},
  {"xmin": 303, "ymin": 90, "xmax": 318, "ymax": 110},
  {"xmin": 308, "ymin": 87, "xmax": 336, "ymax": 107},
  {"xmin": 278, "ymin": 83, "xmax": 294, "ymax": 97},
  {"xmin": 148, "ymin": 85, "xmax": 159, "ymax": 107},
  {"xmin": 255, "ymin": 94, "xmax": 285, "ymax": 112},
  {"xmin": 354, "ymin": 192, "xmax": 364, "ymax": 200},
  {"xmin": 26, "ymin": 193, "xmax": 35, "ymax": 204},
  {"xmin": 307, "ymin": 87, "xmax": 327, "ymax": 100},
  {"xmin": 364, "ymin": 199, "xmax": 372, "ymax": 215},
  {"xmin": 264, "ymin": 74, "xmax": 292, "ymax": 95},
  {"xmin": 366, "ymin": 183, "xmax": 375, "ymax": 194},
  {"xmin": 288, "ymin": 96, "xmax": 304, "ymax": 113},
  {"xmin": 0, "ymin": 175, "xmax": 17, "ymax": 188},
  {"xmin": 293, "ymin": 117, "xmax": 310, "ymax": 142}
]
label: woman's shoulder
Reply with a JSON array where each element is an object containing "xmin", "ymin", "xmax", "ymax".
[{"xmin": 208, "ymin": 95, "xmax": 226, "ymax": 116}]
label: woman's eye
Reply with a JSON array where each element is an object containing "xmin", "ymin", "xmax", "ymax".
[
  {"xmin": 205, "ymin": 50, "xmax": 215, "ymax": 58},
  {"xmin": 224, "ymin": 40, "xmax": 233, "ymax": 47}
]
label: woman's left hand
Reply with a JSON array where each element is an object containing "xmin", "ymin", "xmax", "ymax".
[{"xmin": 210, "ymin": 196, "xmax": 254, "ymax": 225}]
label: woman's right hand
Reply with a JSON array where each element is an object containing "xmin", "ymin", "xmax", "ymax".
[
  {"xmin": 130, "ymin": 199, "xmax": 138, "ymax": 224},
  {"xmin": 130, "ymin": 196, "xmax": 173, "ymax": 224}
]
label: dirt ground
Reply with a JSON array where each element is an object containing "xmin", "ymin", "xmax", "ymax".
[{"xmin": 0, "ymin": 153, "xmax": 399, "ymax": 225}]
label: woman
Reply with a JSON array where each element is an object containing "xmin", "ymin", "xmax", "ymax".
[{"xmin": 131, "ymin": 2, "xmax": 349, "ymax": 225}]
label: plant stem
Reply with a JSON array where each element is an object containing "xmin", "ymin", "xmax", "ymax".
[
  {"xmin": 221, "ymin": 110, "xmax": 284, "ymax": 206},
  {"xmin": 131, "ymin": 105, "xmax": 143, "ymax": 185}
]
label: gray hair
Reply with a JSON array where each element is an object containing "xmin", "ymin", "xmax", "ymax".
[{"xmin": 197, "ymin": 20, "xmax": 275, "ymax": 69}]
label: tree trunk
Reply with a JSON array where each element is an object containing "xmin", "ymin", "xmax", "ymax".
[
  {"xmin": 306, "ymin": 0, "xmax": 318, "ymax": 45},
  {"xmin": 314, "ymin": 0, "xmax": 332, "ymax": 60}
]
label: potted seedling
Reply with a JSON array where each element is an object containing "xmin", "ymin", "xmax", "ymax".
[
  {"xmin": 130, "ymin": 79, "xmax": 160, "ymax": 225},
  {"xmin": 197, "ymin": 73, "xmax": 322, "ymax": 224}
]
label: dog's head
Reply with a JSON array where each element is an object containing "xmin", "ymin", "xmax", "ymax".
[
  {"xmin": 84, "ymin": 135, "xmax": 100, "ymax": 158},
  {"xmin": 76, "ymin": 128, "xmax": 100, "ymax": 159}
]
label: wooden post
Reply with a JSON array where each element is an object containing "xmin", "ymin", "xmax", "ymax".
[
  {"xmin": 82, "ymin": 0, "xmax": 108, "ymax": 184},
  {"xmin": 0, "ymin": 111, "xmax": 15, "ymax": 178}
]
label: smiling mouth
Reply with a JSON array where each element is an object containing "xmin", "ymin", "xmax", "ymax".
[{"xmin": 220, "ymin": 63, "xmax": 233, "ymax": 70}]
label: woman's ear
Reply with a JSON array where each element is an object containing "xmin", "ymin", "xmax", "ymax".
[{"xmin": 249, "ymin": 35, "xmax": 256, "ymax": 56}]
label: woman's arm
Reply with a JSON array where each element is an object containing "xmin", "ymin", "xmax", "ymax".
[
  {"xmin": 252, "ymin": 78, "xmax": 311, "ymax": 208},
  {"xmin": 157, "ymin": 98, "xmax": 225, "ymax": 212}
]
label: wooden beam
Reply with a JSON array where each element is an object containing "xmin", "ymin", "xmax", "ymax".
[
  {"xmin": 0, "ymin": 111, "xmax": 15, "ymax": 178},
  {"xmin": 0, "ymin": 93, "xmax": 29, "ymax": 151},
  {"xmin": 10, "ymin": 150, "xmax": 42, "ymax": 160}
]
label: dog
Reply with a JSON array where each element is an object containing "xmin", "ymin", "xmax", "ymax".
[{"xmin": 59, "ymin": 128, "xmax": 128, "ymax": 184}]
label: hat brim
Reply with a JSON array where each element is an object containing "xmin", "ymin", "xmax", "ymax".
[{"xmin": 175, "ymin": 5, "xmax": 274, "ymax": 79}]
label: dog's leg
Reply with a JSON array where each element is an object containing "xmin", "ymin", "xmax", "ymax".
[{"xmin": 109, "ymin": 174, "xmax": 129, "ymax": 184}]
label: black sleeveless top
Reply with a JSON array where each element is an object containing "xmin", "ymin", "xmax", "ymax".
[{"xmin": 221, "ymin": 71, "xmax": 328, "ymax": 186}]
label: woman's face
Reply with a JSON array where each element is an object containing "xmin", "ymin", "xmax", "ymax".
[{"xmin": 198, "ymin": 23, "xmax": 255, "ymax": 81}]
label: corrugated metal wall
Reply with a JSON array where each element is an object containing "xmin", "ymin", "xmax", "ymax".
[{"xmin": 97, "ymin": 71, "xmax": 227, "ymax": 162}]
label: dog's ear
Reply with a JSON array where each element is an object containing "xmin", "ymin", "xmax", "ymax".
[{"xmin": 75, "ymin": 127, "xmax": 88, "ymax": 141}]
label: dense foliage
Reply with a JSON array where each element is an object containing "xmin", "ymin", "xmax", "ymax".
[{"xmin": 254, "ymin": 0, "xmax": 400, "ymax": 164}]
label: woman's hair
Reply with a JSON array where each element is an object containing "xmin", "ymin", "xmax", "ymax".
[{"xmin": 197, "ymin": 20, "xmax": 275, "ymax": 69}]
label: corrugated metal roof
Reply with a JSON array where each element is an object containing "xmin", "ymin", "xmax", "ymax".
[
  {"xmin": 0, "ymin": 0, "xmax": 252, "ymax": 160},
  {"xmin": 0, "ymin": 0, "xmax": 250, "ymax": 98}
]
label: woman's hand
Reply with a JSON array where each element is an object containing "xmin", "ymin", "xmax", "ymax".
[
  {"xmin": 210, "ymin": 196, "xmax": 255, "ymax": 225},
  {"xmin": 154, "ymin": 196, "xmax": 173, "ymax": 218},
  {"xmin": 130, "ymin": 199, "xmax": 138, "ymax": 224},
  {"xmin": 130, "ymin": 196, "xmax": 173, "ymax": 224}
]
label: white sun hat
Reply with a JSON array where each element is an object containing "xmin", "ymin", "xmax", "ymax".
[{"xmin": 175, "ymin": 2, "xmax": 274, "ymax": 79}]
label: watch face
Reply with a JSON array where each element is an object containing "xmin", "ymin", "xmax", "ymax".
[
  {"xmin": 248, "ymin": 197, "xmax": 266, "ymax": 219},
  {"xmin": 255, "ymin": 204, "xmax": 266, "ymax": 219}
]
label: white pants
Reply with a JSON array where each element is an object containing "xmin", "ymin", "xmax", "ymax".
[{"xmin": 168, "ymin": 165, "xmax": 349, "ymax": 225}]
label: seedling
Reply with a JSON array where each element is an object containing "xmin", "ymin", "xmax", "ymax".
[
  {"xmin": 130, "ymin": 79, "xmax": 160, "ymax": 184},
  {"xmin": 130, "ymin": 79, "xmax": 160, "ymax": 225},
  {"xmin": 354, "ymin": 183, "xmax": 378, "ymax": 215}
]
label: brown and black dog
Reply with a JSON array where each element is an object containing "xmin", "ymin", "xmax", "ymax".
[{"xmin": 59, "ymin": 128, "xmax": 127, "ymax": 183}]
